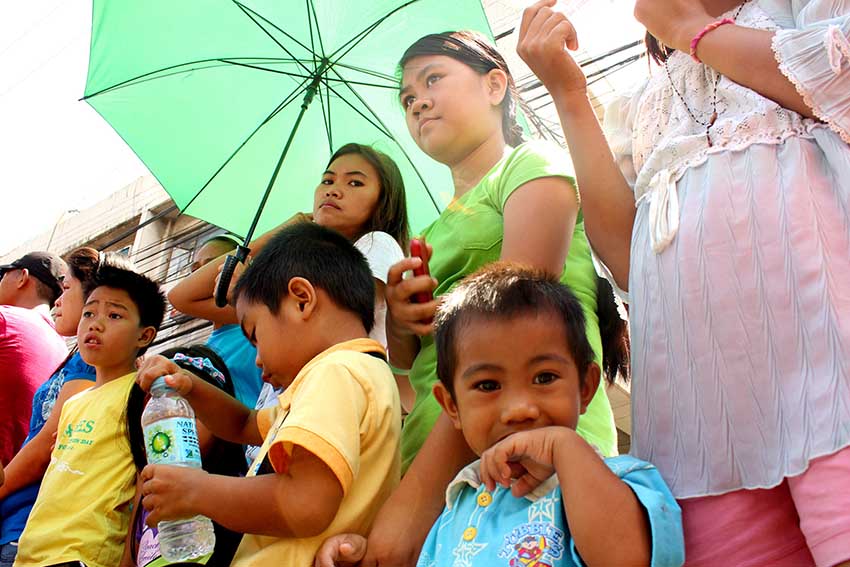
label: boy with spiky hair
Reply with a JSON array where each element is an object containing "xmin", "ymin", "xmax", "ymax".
[
  {"xmin": 15, "ymin": 265, "xmax": 165, "ymax": 567},
  {"xmin": 136, "ymin": 222, "xmax": 401, "ymax": 566}
]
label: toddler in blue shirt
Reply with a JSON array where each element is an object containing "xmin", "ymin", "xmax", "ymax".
[{"xmin": 316, "ymin": 263, "xmax": 684, "ymax": 566}]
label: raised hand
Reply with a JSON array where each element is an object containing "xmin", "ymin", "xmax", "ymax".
[{"xmin": 517, "ymin": 0, "xmax": 586, "ymax": 97}]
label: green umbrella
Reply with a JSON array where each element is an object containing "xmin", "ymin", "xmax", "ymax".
[{"xmin": 83, "ymin": 0, "xmax": 494, "ymax": 303}]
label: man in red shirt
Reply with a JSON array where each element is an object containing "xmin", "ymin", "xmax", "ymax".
[{"xmin": 0, "ymin": 252, "xmax": 69, "ymax": 465}]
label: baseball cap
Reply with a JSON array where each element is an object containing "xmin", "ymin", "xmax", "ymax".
[{"xmin": 0, "ymin": 251, "xmax": 67, "ymax": 304}]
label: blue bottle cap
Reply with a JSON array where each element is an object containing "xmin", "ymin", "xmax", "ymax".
[{"xmin": 150, "ymin": 376, "xmax": 170, "ymax": 393}]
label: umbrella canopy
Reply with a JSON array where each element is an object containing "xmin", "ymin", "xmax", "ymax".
[{"xmin": 83, "ymin": 0, "xmax": 494, "ymax": 240}]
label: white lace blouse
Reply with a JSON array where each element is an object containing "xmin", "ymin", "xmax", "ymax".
[{"xmin": 604, "ymin": 0, "xmax": 850, "ymax": 498}]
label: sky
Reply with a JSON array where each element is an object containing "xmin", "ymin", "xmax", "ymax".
[
  {"xmin": 0, "ymin": 2, "xmax": 148, "ymax": 255},
  {"xmin": 0, "ymin": 0, "xmax": 645, "ymax": 256}
]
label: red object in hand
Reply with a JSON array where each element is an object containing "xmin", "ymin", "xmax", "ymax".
[{"xmin": 410, "ymin": 238, "xmax": 433, "ymax": 304}]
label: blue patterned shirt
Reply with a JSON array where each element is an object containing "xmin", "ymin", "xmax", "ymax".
[{"xmin": 417, "ymin": 455, "xmax": 684, "ymax": 567}]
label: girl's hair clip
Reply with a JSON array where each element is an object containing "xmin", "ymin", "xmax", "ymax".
[{"xmin": 171, "ymin": 353, "xmax": 227, "ymax": 387}]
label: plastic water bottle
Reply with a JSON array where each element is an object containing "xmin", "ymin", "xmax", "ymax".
[{"xmin": 142, "ymin": 376, "xmax": 215, "ymax": 562}]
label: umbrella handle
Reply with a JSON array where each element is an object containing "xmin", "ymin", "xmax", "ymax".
[{"xmin": 215, "ymin": 246, "xmax": 250, "ymax": 308}]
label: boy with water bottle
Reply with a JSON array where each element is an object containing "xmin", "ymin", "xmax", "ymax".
[
  {"xmin": 14, "ymin": 265, "xmax": 165, "ymax": 567},
  {"xmin": 136, "ymin": 223, "xmax": 401, "ymax": 566}
]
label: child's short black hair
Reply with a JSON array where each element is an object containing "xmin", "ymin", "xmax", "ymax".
[
  {"xmin": 434, "ymin": 263, "xmax": 597, "ymax": 397},
  {"xmin": 83, "ymin": 264, "xmax": 166, "ymax": 356},
  {"xmin": 234, "ymin": 222, "xmax": 375, "ymax": 332}
]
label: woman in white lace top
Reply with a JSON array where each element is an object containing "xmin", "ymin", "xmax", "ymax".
[{"xmin": 518, "ymin": 0, "xmax": 850, "ymax": 564}]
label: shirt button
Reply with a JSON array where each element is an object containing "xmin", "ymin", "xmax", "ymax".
[
  {"xmin": 477, "ymin": 492, "xmax": 492, "ymax": 507},
  {"xmin": 463, "ymin": 526, "xmax": 477, "ymax": 541}
]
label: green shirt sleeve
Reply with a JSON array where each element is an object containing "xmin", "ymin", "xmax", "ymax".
[{"xmin": 490, "ymin": 140, "xmax": 578, "ymax": 212}]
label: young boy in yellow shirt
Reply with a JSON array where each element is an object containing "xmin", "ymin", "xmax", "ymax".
[
  {"xmin": 14, "ymin": 265, "xmax": 165, "ymax": 567},
  {"xmin": 136, "ymin": 222, "xmax": 401, "ymax": 566}
]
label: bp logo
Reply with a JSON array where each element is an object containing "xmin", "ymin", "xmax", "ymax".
[
  {"xmin": 146, "ymin": 427, "xmax": 174, "ymax": 462},
  {"xmin": 149, "ymin": 431, "xmax": 171, "ymax": 455}
]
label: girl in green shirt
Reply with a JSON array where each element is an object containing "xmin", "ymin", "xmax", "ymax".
[{"xmin": 360, "ymin": 31, "xmax": 629, "ymax": 565}]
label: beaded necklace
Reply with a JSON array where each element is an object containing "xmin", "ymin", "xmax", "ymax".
[{"xmin": 663, "ymin": 0, "xmax": 750, "ymax": 147}]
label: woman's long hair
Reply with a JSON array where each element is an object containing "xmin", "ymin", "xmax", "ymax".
[
  {"xmin": 645, "ymin": 32, "xmax": 672, "ymax": 65},
  {"xmin": 596, "ymin": 276, "xmax": 630, "ymax": 385},
  {"xmin": 65, "ymin": 247, "xmax": 99, "ymax": 285}
]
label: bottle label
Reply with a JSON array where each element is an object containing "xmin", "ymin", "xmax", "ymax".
[{"xmin": 143, "ymin": 417, "xmax": 202, "ymax": 466}]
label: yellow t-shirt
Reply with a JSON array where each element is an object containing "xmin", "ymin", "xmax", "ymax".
[
  {"xmin": 15, "ymin": 372, "xmax": 138, "ymax": 567},
  {"xmin": 232, "ymin": 339, "xmax": 401, "ymax": 566}
]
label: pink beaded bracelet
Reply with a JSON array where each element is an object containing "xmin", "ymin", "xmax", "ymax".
[{"xmin": 690, "ymin": 18, "xmax": 735, "ymax": 63}]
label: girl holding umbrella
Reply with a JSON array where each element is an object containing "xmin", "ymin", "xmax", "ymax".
[{"xmin": 169, "ymin": 143, "xmax": 414, "ymax": 410}]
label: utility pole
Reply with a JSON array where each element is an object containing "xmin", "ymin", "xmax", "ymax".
[{"xmin": 46, "ymin": 209, "xmax": 80, "ymax": 252}]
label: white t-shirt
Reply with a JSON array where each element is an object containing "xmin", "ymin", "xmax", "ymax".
[{"xmin": 354, "ymin": 230, "xmax": 405, "ymax": 349}]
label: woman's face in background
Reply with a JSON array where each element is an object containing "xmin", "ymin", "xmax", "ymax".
[
  {"xmin": 54, "ymin": 272, "xmax": 84, "ymax": 337},
  {"xmin": 312, "ymin": 152, "xmax": 382, "ymax": 241}
]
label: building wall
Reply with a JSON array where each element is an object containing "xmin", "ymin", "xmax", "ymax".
[
  {"xmin": 1, "ymin": 174, "xmax": 222, "ymax": 355},
  {"xmin": 0, "ymin": 176, "xmax": 170, "ymax": 263}
]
